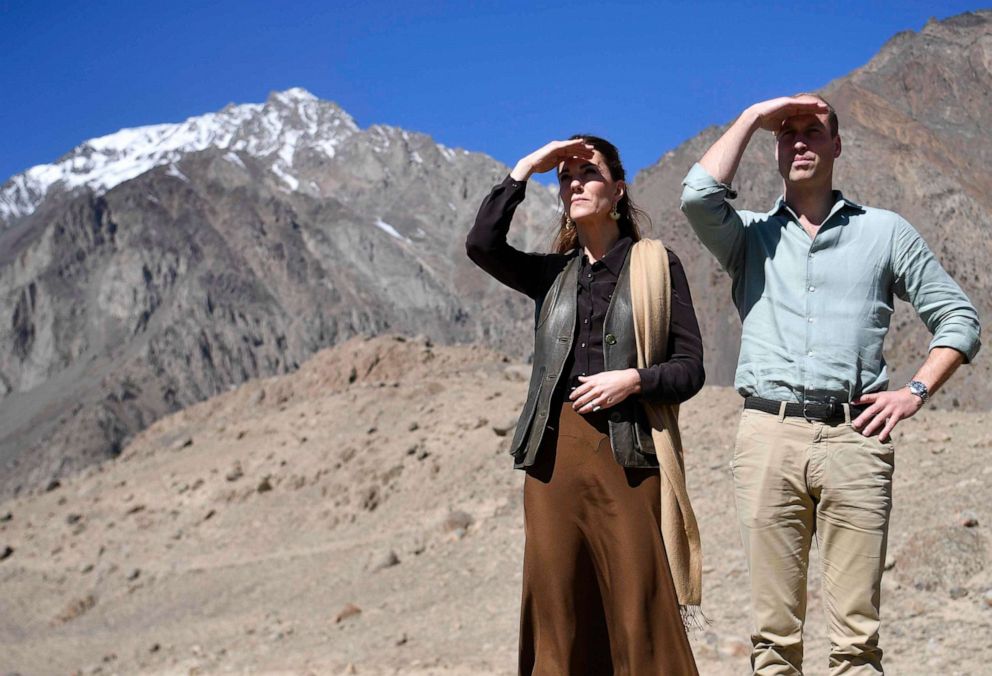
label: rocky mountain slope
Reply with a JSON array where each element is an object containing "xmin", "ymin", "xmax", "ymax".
[
  {"xmin": 1, "ymin": 11, "xmax": 989, "ymax": 501},
  {"xmin": 0, "ymin": 91, "xmax": 559, "ymax": 498},
  {"xmin": 0, "ymin": 336, "xmax": 988, "ymax": 675},
  {"xmin": 632, "ymin": 11, "xmax": 991, "ymax": 405}
]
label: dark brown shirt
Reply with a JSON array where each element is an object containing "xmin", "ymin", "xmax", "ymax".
[{"xmin": 466, "ymin": 175, "xmax": 704, "ymax": 404}]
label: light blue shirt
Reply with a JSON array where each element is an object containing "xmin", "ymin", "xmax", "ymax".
[{"xmin": 681, "ymin": 163, "xmax": 981, "ymax": 403}]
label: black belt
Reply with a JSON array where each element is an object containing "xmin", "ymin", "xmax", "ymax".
[{"xmin": 744, "ymin": 396, "xmax": 866, "ymax": 423}]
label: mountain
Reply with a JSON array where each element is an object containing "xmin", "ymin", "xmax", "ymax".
[
  {"xmin": 632, "ymin": 11, "xmax": 991, "ymax": 406},
  {"xmin": 1, "ymin": 11, "xmax": 990, "ymax": 498},
  {"xmin": 1, "ymin": 336, "xmax": 988, "ymax": 674},
  {"xmin": 0, "ymin": 89, "xmax": 559, "ymax": 498}
]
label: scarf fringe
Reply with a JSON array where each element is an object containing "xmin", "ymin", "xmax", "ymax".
[{"xmin": 679, "ymin": 604, "xmax": 711, "ymax": 633}]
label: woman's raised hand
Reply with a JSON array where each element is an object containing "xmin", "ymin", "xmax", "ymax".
[{"xmin": 510, "ymin": 139, "xmax": 595, "ymax": 181}]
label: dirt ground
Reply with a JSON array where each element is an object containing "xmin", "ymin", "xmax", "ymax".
[{"xmin": 1, "ymin": 336, "xmax": 989, "ymax": 675}]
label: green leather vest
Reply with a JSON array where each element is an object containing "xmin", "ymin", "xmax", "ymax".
[{"xmin": 509, "ymin": 248, "xmax": 659, "ymax": 469}]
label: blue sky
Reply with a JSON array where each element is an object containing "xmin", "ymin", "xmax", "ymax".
[{"xmin": 0, "ymin": 1, "xmax": 985, "ymax": 184}]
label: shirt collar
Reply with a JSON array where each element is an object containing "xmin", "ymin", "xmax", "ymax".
[
  {"xmin": 772, "ymin": 191, "xmax": 863, "ymax": 220},
  {"xmin": 582, "ymin": 235, "xmax": 632, "ymax": 276}
]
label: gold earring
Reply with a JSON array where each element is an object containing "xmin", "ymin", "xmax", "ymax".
[
  {"xmin": 565, "ymin": 216, "xmax": 575, "ymax": 230},
  {"xmin": 609, "ymin": 204, "xmax": 620, "ymax": 221}
]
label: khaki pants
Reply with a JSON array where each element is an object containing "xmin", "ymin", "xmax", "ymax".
[{"xmin": 732, "ymin": 406, "xmax": 894, "ymax": 675}]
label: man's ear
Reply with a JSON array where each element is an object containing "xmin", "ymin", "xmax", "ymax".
[{"xmin": 834, "ymin": 134, "xmax": 842, "ymax": 159}]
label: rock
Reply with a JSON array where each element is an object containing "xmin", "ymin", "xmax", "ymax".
[
  {"xmin": 360, "ymin": 486, "xmax": 380, "ymax": 511},
  {"xmin": 257, "ymin": 476, "xmax": 273, "ymax": 493},
  {"xmin": 718, "ymin": 637, "xmax": 751, "ymax": 658},
  {"xmin": 503, "ymin": 365, "xmax": 531, "ymax": 382},
  {"xmin": 959, "ymin": 510, "xmax": 980, "ymax": 527},
  {"xmin": 895, "ymin": 527, "xmax": 987, "ymax": 591},
  {"xmin": 127, "ymin": 568, "xmax": 141, "ymax": 581},
  {"xmin": 55, "ymin": 594, "xmax": 97, "ymax": 624},
  {"xmin": 171, "ymin": 436, "xmax": 193, "ymax": 451},
  {"xmin": 395, "ymin": 633, "xmax": 409, "ymax": 646},
  {"xmin": 66, "ymin": 513, "xmax": 83, "ymax": 525},
  {"xmin": 0, "ymin": 545, "xmax": 13, "ymax": 561},
  {"xmin": 982, "ymin": 589, "xmax": 992, "ymax": 608},
  {"xmin": 0, "ymin": 512, "xmax": 12, "ymax": 522},
  {"xmin": 226, "ymin": 462, "xmax": 244, "ymax": 482},
  {"xmin": 491, "ymin": 416, "xmax": 518, "ymax": 437},
  {"xmin": 442, "ymin": 510, "xmax": 474, "ymax": 535},
  {"xmin": 884, "ymin": 554, "xmax": 897, "ymax": 571},
  {"xmin": 45, "ymin": 479, "xmax": 62, "ymax": 492},
  {"xmin": 407, "ymin": 421, "xmax": 419, "ymax": 432},
  {"xmin": 335, "ymin": 603, "xmax": 362, "ymax": 623},
  {"xmin": 368, "ymin": 549, "xmax": 400, "ymax": 572},
  {"xmin": 949, "ymin": 586, "xmax": 968, "ymax": 599}
]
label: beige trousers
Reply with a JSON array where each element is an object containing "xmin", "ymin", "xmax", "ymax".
[{"xmin": 732, "ymin": 406, "xmax": 894, "ymax": 675}]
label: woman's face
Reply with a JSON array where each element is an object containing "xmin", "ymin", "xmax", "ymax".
[{"xmin": 557, "ymin": 149, "xmax": 624, "ymax": 224}]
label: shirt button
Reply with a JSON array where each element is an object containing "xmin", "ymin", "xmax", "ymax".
[
  {"xmin": 580, "ymin": 342, "xmax": 586, "ymax": 348},
  {"xmin": 807, "ymin": 317, "xmax": 814, "ymax": 323},
  {"xmin": 807, "ymin": 350, "xmax": 814, "ymax": 356},
  {"xmin": 583, "ymin": 318, "xmax": 589, "ymax": 324},
  {"xmin": 808, "ymin": 286, "xmax": 816, "ymax": 292},
  {"xmin": 587, "ymin": 273, "xmax": 593, "ymax": 278}
]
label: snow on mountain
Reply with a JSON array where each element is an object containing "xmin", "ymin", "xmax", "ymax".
[{"xmin": 0, "ymin": 88, "xmax": 362, "ymax": 223}]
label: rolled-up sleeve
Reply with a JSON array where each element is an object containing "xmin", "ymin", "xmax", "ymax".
[
  {"xmin": 680, "ymin": 163, "xmax": 746, "ymax": 278},
  {"xmin": 892, "ymin": 217, "xmax": 982, "ymax": 362}
]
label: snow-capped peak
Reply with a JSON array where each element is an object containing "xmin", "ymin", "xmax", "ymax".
[{"xmin": 0, "ymin": 88, "xmax": 359, "ymax": 222}]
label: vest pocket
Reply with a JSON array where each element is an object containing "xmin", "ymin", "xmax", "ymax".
[
  {"xmin": 634, "ymin": 406, "xmax": 657, "ymax": 455},
  {"xmin": 509, "ymin": 366, "xmax": 546, "ymax": 457}
]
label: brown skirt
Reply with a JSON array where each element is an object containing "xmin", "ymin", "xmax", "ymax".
[{"xmin": 518, "ymin": 402, "xmax": 698, "ymax": 676}]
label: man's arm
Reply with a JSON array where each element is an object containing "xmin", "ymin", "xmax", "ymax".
[
  {"xmin": 853, "ymin": 217, "xmax": 981, "ymax": 441},
  {"xmin": 682, "ymin": 98, "xmax": 829, "ymax": 276},
  {"xmin": 699, "ymin": 97, "xmax": 829, "ymax": 184},
  {"xmin": 853, "ymin": 347, "xmax": 964, "ymax": 441}
]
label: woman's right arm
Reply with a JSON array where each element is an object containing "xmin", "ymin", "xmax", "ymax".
[
  {"xmin": 465, "ymin": 175, "xmax": 555, "ymax": 299},
  {"xmin": 466, "ymin": 139, "xmax": 594, "ymax": 300}
]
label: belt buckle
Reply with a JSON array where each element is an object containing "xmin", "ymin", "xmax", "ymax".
[{"xmin": 802, "ymin": 399, "xmax": 836, "ymax": 422}]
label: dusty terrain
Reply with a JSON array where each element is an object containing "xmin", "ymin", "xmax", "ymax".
[{"xmin": 1, "ymin": 335, "xmax": 989, "ymax": 675}]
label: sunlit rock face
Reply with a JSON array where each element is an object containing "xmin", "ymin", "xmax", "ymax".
[
  {"xmin": 632, "ymin": 11, "xmax": 991, "ymax": 407},
  {"xmin": 0, "ymin": 88, "xmax": 558, "ymax": 497}
]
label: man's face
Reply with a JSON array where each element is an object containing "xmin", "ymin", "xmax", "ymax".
[{"xmin": 775, "ymin": 98, "xmax": 841, "ymax": 188}]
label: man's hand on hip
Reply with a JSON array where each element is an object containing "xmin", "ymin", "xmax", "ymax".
[{"xmin": 851, "ymin": 389, "xmax": 924, "ymax": 442}]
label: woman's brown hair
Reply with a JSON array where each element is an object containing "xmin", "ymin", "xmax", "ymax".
[{"xmin": 551, "ymin": 134, "xmax": 649, "ymax": 254}]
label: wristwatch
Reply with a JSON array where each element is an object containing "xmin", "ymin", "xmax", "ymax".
[{"xmin": 907, "ymin": 380, "xmax": 929, "ymax": 404}]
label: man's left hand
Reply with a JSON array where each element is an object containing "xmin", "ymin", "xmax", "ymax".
[{"xmin": 851, "ymin": 389, "xmax": 924, "ymax": 442}]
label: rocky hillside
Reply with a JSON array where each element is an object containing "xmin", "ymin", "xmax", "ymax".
[
  {"xmin": 0, "ymin": 91, "xmax": 558, "ymax": 498},
  {"xmin": 632, "ymin": 11, "xmax": 991, "ymax": 406},
  {"xmin": 1, "ymin": 11, "xmax": 989, "ymax": 500},
  {"xmin": 0, "ymin": 336, "xmax": 988, "ymax": 675}
]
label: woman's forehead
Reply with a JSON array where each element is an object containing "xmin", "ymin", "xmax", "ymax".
[{"xmin": 558, "ymin": 150, "xmax": 608, "ymax": 174}]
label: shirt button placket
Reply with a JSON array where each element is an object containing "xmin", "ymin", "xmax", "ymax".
[{"xmin": 805, "ymin": 244, "xmax": 815, "ymax": 395}]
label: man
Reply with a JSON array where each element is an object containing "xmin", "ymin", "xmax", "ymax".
[{"xmin": 680, "ymin": 94, "xmax": 981, "ymax": 674}]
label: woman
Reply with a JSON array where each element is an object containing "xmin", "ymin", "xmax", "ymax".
[{"xmin": 466, "ymin": 136, "xmax": 705, "ymax": 675}]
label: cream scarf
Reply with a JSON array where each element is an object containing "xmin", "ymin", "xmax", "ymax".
[{"xmin": 630, "ymin": 238, "xmax": 702, "ymax": 611}]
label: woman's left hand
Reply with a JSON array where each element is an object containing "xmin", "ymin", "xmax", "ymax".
[{"xmin": 570, "ymin": 369, "xmax": 642, "ymax": 414}]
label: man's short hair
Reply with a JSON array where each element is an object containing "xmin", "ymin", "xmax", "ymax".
[{"xmin": 793, "ymin": 92, "xmax": 839, "ymax": 137}]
